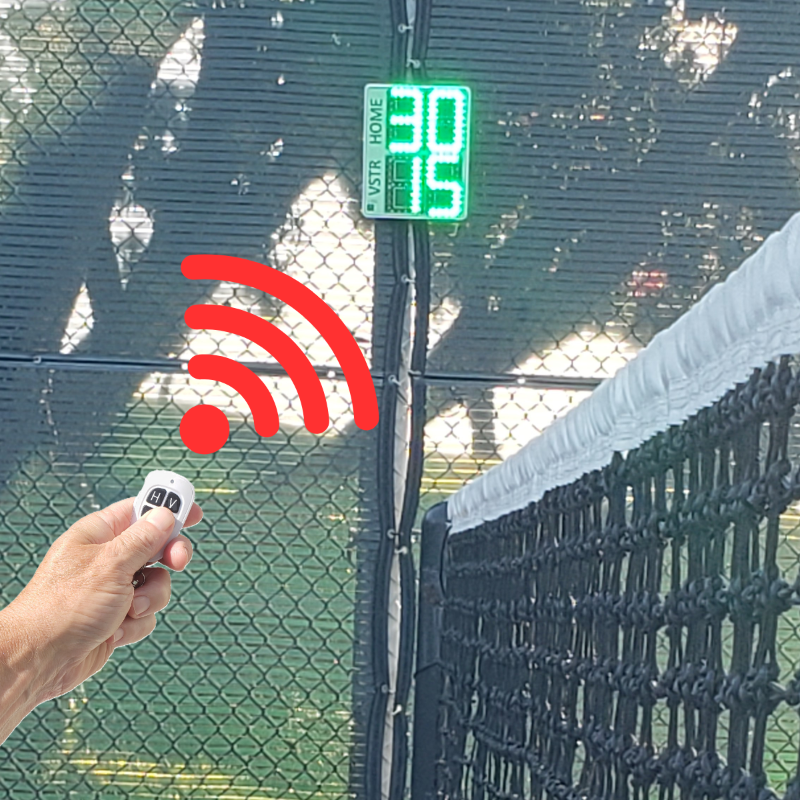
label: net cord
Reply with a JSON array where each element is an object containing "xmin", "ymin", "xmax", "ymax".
[{"xmin": 448, "ymin": 210, "xmax": 800, "ymax": 534}]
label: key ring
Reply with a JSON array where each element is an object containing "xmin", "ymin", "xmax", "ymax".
[{"xmin": 132, "ymin": 569, "xmax": 147, "ymax": 589}]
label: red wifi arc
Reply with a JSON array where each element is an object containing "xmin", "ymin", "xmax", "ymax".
[{"xmin": 179, "ymin": 254, "xmax": 379, "ymax": 454}]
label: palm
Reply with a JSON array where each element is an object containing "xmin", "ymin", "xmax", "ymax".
[{"xmin": 48, "ymin": 644, "xmax": 112, "ymax": 700}]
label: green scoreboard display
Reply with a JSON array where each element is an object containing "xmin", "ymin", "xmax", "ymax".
[{"xmin": 362, "ymin": 84, "xmax": 471, "ymax": 221}]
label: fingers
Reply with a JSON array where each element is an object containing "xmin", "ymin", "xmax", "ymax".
[
  {"xmin": 184, "ymin": 504, "xmax": 203, "ymax": 529},
  {"xmin": 112, "ymin": 613, "xmax": 157, "ymax": 648},
  {"xmin": 110, "ymin": 567, "xmax": 171, "ymax": 648},
  {"xmin": 91, "ymin": 496, "xmax": 203, "ymax": 541},
  {"xmin": 112, "ymin": 506, "xmax": 177, "ymax": 573},
  {"xmin": 160, "ymin": 535, "xmax": 193, "ymax": 572},
  {"xmin": 128, "ymin": 567, "xmax": 171, "ymax": 619}
]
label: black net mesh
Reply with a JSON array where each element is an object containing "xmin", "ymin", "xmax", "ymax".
[{"xmin": 435, "ymin": 358, "xmax": 800, "ymax": 800}]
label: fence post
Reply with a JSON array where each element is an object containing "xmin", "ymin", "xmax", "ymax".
[{"xmin": 411, "ymin": 501, "xmax": 449, "ymax": 800}]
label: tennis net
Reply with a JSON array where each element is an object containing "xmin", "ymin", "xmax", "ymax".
[{"xmin": 413, "ymin": 211, "xmax": 800, "ymax": 800}]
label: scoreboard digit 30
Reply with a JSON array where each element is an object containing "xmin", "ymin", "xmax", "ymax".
[{"xmin": 362, "ymin": 84, "xmax": 471, "ymax": 221}]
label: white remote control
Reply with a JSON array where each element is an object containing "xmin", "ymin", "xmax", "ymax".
[{"xmin": 132, "ymin": 470, "xmax": 195, "ymax": 564}]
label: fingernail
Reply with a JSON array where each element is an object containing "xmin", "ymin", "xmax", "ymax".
[
  {"xmin": 133, "ymin": 596, "xmax": 151, "ymax": 616},
  {"xmin": 113, "ymin": 628, "xmax": 124, "ymax": 643},
  {"xmin": 144, "ymin": 506, "xmax": 174, "ymax": 532},
  {"xmin": 179, "ymin": 544, "xmax": 191, "ymax": 565}
]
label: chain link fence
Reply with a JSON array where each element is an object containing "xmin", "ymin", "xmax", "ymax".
[
  {"xmin": 0, "ymin": 1, "xmax": 391, "ymax": 797},
  {"xmin": 2, "ymin": 1, "xmax": 800, "ymax": 799},
  {"xmin": 415, "ymin": 0, "xmax": 800, "ymax": 525},
  {"xmin": 412, "ymin": 2, "xmax": 800, "ymax": 796}
]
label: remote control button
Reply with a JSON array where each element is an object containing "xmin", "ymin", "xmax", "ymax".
[
  {"xmin": 140, "ymin": 504, "xmax": 154, "ymax": 516},
  {"xmin": 164, "ymin": 492, "xmax": 182, "ymax": 515},
  {"xmin": 146, "ymin": 487, "xmax": 166, "ymax": 506}
]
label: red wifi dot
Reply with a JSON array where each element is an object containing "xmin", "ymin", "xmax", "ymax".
[{"xmin": 180, "ymin": 404, "xmax": 230, "ymax": 454}]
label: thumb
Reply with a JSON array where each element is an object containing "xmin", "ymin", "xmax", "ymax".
[{"xmin": 112, "ymin": 506, "xmax": 175, "ymax": 573}]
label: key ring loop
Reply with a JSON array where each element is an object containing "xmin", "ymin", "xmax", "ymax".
[{"xmin": 132, "ymin": 569, "xmax": 147, "ymax": 589}]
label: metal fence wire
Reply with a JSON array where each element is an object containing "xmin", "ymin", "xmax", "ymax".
[
  {"xmin": 0, "ymin": 1, "xmax": 397, "ymax": 798},
  {"xmin": 0, "ymin": 1, "xmax": 800, "ymax": 799}
]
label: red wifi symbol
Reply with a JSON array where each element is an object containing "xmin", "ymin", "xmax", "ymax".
[{"xmin": 179, "ymin": 254, "xmax": 379, "ymax": 454}]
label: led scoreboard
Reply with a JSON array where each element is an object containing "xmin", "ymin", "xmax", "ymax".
[{"xmin": 362, "ymin": 84, "xmax": 471, "ymax": 221}]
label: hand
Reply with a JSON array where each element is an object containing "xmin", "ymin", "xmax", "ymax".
[{"xmin": 1, "ymin": 497, "xmax": 202, "ymax": 704}]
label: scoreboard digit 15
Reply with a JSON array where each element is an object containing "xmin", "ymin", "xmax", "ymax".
[{"xmin": 362, "ymin": 84, "xmax": 471, "ymax": 221}]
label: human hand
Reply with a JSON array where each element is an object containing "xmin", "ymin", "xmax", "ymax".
[{"xmin": 1, "ymin": 496, "xmax": 202, "ymax": 704}]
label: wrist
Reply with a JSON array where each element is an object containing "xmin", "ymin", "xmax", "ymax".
[{"xmin": 0, "ymin": 602, "xmax": 53, "ymax": 710}]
